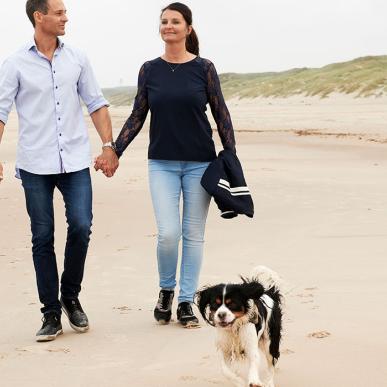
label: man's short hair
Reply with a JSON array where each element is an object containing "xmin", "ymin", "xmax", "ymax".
[{"xmin": 26, "ymin": 0, "xmax": 49, "ymax": 27}]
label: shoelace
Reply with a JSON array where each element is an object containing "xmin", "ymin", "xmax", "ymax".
[
  {"xmin": 158, "ymin": 291, "xmax": 173, "ymax": 310},
  {"xmin": 41, "ymin": 313, "xmax": 58, "ymax": 327},
  {"xmin": 65, "ymin": 299, "xmax": 83, "ymax": 313},
  {"xmin": 179, "ymin": 303, "xmax": 194, "ymax": 317}
]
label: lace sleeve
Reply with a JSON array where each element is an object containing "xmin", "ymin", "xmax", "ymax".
[
  {"xmin": 205, "ymin": 60, "xmax": 236, "ymax": 152},
  {"xmin": 115, "ymin": 62, "xmax": 150, "ymax": 157}
]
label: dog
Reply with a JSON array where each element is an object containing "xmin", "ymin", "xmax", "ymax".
[{"xmin": 196, "ymin": 266, "xmax": 283, "ymax": 387}]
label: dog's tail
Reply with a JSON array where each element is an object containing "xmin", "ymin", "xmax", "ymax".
[{"xmin": 249, "ymin": 265, "xmax": 282, "ymax": 292}]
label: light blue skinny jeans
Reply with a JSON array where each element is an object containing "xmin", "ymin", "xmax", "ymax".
[{"xmin": 148, "ymin": 159, "xmax": 211, "ymax": 303}]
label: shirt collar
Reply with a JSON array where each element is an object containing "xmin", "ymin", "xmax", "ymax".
[{"xmin": 27, "ymin": 37, "xmax": 64, "ymax": 51}]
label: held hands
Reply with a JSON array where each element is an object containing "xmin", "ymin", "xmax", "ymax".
[{"xmin": 94, "ymin": 148, "xmax": 119, "ymax": 178}]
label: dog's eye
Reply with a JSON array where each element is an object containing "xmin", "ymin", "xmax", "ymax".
[
  {"xmin": 215, "ymin": 297, "xmax": 222, "ymax": 305},
  {"xmin": 227, "ymin": 302, "xmax": 239, "ymax": 311}
]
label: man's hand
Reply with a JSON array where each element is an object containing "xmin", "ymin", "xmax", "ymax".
[
  {"xmin": 94, "ymin": 148, "xmax": 119, "ymax": 177},
  {"xmin": 0, "ymin": 162, "xmax": 3, "ymax": 182}
]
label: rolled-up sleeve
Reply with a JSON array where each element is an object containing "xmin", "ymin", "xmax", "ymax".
[
  {"xmin": 77, "ymin": 52, "xmax": 109, "ymax": 115},
  {"xmin": 0, "ymin": 59, "xmax": 19, "ymax": 124}
]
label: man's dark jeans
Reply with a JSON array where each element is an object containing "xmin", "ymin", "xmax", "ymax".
[{"xmin": 20, "ymin": 168, "xmax": 93, "ymax": 315}]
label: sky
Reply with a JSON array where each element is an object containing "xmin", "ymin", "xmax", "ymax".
[{"xmin": 0, "ymin": 0, "xmax": 386, "ymax": 87}]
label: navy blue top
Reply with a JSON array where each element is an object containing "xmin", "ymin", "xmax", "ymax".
[{"xmin": 115, "ymin": 57, "xmax": 236, "ymax": 161}]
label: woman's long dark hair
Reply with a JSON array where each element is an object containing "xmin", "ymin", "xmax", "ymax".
[{"xmin": 161, "ymin": 2, "xmax": 199, "ymax": 56}]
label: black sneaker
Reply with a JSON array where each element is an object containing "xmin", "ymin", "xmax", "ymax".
[
  {"xmin": 60, "ymin": 297, "xmax": 89, "ymax": 333},
  {"xmin": 36, "ymin": 312, "xmax": 63, "ymax": 342},
  {"xmin": 177, "ymin": 302, "xmax": 200, "ymax": 328},
  {"xmin": 154, "ymin": 289, "xmax": 174, "ymax": 324}
]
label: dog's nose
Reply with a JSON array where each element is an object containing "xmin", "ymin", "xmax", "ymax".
[{"xmin": 217, "ymin": 311, "xmax": 227, "ymax": 320}]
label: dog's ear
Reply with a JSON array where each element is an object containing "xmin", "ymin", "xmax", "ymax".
[
  {"xmin": 240, "ymin": 281, "xmax": 265, "ymax": 300},
  {"xmin": 195, "ymin": 287, "xmax": 213, "ymax": 324}
]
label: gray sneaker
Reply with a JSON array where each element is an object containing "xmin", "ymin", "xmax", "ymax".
[{"xmin": 36, "ymin": 312, "xmax": 63, "ymax": 342}]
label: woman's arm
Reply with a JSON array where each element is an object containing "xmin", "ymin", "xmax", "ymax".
[
  {"xmin": 206, "ymin": 60, "xmax": 236, "ymax": 153},
  {"xmin": 94, "ymin": 63, "xmax": 150, "ymax": 176},
  {"xmin": 115, "ymin": 62, "xmax": 150, "ymax": 157}
]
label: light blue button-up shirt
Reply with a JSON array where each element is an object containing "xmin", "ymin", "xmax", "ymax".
[{"xmin": 0, "ymin": 38, "xmax": 108, "ymax": 177}]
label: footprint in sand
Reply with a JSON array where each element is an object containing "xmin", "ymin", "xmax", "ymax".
[
  {"xmin": 46, "ymin": 348, "xmax": 70, "ymax": 354},
  {"xmin": 15, "ymin": 346, "xmax": 46, "ymax": 354},
  {"xmin": 16, "ymin": 346, "xmax": 70, "ymax": 354},
  {"xmin": 203, "ymin": 379, "xmax": 222, "ymax": 385},
  {"xmin": 113, "ymin": 305, "xmax": 132, "ymax": 313},
  {"xmin": 116, "ymin": 246, "xmax": 130, "ymax": 251},
  {"xmin": 297, "ymin": 286, "xmax": 319, "ymax": 304},
  {"xmin": 308, "ymin": 330, "xmax": 331, "ymax": 339},
  {"xmin": 179, "ymin": 376, "xmax": 197, "ymax": 382},
  {"xmin": 282, "ymin": 348, "xmax": 295, "ymax": 355},
  {"xmin": 296, "ymin": 293, "xmax": 314, "ymax": 298}
]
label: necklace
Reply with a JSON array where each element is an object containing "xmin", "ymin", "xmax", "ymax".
[
  {"xmin": 163, "ymin": 52, "xmax": 189, "ymax": 73},
  {"xmin": 165, "ymin": 62, "xmax": 182, "ymax": 73}
]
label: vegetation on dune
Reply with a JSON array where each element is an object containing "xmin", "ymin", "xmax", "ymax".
[
  {"xmin": 219, "ymin": 56, "xmax": 387, "ymax": 99},
  {"xmin": 102, "ymin": 56, "xmax": 387, "ymax": 105},
  {"xmin": 102, "ymin": 86, "xmax": 137, "ymax": 106}
]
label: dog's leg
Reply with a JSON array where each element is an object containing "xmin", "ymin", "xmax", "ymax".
[
  {"xmin": 241, "ymin": 323, "xmax": 264, "ymax": 387},
  {"xmin": 220, "ymin": 355, "xmax": 245, "ymax": 387},
  {"xmin": 266, "ymin": 363, "xmax": 275, "ymax": 387}
]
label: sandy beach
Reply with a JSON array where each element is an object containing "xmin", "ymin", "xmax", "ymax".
[{"xmin": 1, "ymin": 95, "xmax": 386, "ymax": 386}]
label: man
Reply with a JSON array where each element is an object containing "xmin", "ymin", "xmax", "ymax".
[{"xmin": 0, "ymin": 0, "xmax": 118, "ymax": 341}]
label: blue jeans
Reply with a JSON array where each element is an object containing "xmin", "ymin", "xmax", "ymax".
[
  {"xmin": 20, "ymin": 168, "xmax": 93, "ymax": 315},
  {"xmin": 148, "ymin": 160, "xmax": 211, "ymax": 303}
]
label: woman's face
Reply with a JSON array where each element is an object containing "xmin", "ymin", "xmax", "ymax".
[{"xmin": 160, "ymin": 9, "xmax": 192, "ymax": 44}]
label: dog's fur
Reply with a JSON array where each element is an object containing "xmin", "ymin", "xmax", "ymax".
[{"xmin": 196, "ymin": 266, "xmax": 283, "ymax": 387}]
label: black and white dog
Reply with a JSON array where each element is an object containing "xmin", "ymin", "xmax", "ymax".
[{"xmin": 196, "ymin": 266, "xmax": 283, "ymax": 387}]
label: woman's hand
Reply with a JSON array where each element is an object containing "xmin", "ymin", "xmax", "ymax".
[{"xmin": 94, "ymin": 148, "xmax": 119, "ymax": 178}]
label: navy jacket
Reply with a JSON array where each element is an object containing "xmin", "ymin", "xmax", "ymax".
[{"xmin": 201, "ymin": 150, "xmax": 254, "ymax": 219}]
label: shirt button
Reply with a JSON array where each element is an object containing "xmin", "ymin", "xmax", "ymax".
[
  {"xmin": 55, "ymin": 86, "xmax": 58, "ymax": 89},
  {"xmin": 60, "ymin": 149, "xmax": 63, "ymax": 152},
  {"xmin": 53, "ymin": 70, "xmax": 56, "ymax": 73},
  {"xmin": 59, "ymin": 133, "xmax": 62, "ymax": 136},
  {"xmin": 57, "ymin": 102, "xmax": 59, "ymax": 105},
  {"xmin": 58, "ymin": 117, "xmax": 61, "ymax": 120}
]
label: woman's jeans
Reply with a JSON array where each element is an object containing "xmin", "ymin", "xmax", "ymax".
[
  {"xmin": 20, "ymin": 168, "xmax": 93, "ymax": 315},
  {"xmin": 148, "ymin": 160, "xmax": 211, "ymax": 304}
]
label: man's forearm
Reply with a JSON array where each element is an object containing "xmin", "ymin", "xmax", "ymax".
[
  {"xmin": 90, "ymin": 106, "xmax": 113, "ymax": 144},
  {"xmin": 0, "ymin": 121, "xmax": 5, "ymax": 181},
  {"xmin": 0, "ymin": 121, "xmax": 4, "ymax": 144}
]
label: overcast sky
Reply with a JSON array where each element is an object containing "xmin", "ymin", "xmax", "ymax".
[{"xmin": 0, "ymin": 0, "xmax": 386, "ymax": 87}]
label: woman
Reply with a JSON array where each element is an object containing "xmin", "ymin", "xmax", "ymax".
[{"xmin": 97, "ymin": 2, "xmax": 236, "ymax": 327}]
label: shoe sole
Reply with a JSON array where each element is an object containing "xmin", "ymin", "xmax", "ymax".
[
  {"xmin": 155, "ymin": 318, "xmax": 171, "ymax": 325},
  {"xmin": 36, "ymin": 329, "xmax": 63, "ymax": 342},
  {"xmin": 180, "ymin": 320, "xmax": 201, "ymax": 329},
  {"xmin": 61, "ymin": 305, "xmax": 89, "ymax": 333}
]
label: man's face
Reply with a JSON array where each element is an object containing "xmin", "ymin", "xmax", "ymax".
[{"xmin": 37, "ymin": 0, "xmax": 68, "ymax": 36}]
